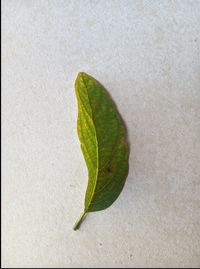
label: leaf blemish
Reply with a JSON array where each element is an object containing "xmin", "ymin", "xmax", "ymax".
[{"xmin": 106, "ymin": 166, "xmax": 112, "ymax": 173}]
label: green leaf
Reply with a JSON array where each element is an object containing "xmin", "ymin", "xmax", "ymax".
[{"xmin": 73, "ymin": 72, "xmax": 129, "ymax": 230}]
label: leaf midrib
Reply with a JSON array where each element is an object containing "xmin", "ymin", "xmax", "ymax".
[{"xmin": 81, "ymin": 74, "xmax": 99, "ymax": 212}]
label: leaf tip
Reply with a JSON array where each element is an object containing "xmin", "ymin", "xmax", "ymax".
[{"xmin": 77, "ymin": 71, "xmax": 88, "ymax": 79}]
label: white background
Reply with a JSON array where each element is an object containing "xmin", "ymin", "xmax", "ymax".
[{"xmin": 2, "ymin": 0, "xmax": 200, "ymax": 267}]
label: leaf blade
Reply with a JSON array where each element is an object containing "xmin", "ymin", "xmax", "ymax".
[{"xmin": 75, "ymin": 72, "xmax": 129, "ymax": 225}]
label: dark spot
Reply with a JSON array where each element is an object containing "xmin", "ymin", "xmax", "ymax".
[
  {"xmin": 99, "ymin": 242, "xmax": 103, "ymax": 247},
  {"xmin": 106, "ymin": 166, "xmax": 112, "ymax": 173},
  {"xmin": 130, "ymin": 254, "xmax": 133, "ymax": 258}
]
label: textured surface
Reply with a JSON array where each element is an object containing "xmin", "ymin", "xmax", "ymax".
[
  {"xmin": 2, "ymin": 0, "xmax": 200, "ymax": 268},
  {"xmin": 75, "ymin": 72, "xmax": 128, "ymax": 215}
]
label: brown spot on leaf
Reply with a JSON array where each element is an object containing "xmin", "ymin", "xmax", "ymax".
[{"xmin": 106, "ymin": 166, "xmax": 112, "ymax": 173}]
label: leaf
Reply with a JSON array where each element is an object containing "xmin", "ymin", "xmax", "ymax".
[{"xmin": 73, "ymin": 72, "xmax": 129, "ymax": 230}]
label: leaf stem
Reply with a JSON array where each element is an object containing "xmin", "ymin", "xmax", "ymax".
[{"xmin": 73, "ymin": 212, "xmax": 87, "ymax": 231}]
